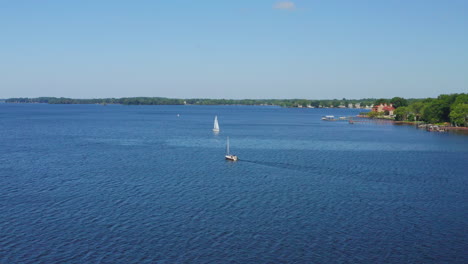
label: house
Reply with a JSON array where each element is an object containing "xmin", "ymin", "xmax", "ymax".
[{"xmin": 372, "ymin": 103, "xmax": 395, "ymax": 115}]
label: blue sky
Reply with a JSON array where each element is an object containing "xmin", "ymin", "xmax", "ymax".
[{"xmin": 1, "ymin": 0, "xmax": 467, "ymax": 99}]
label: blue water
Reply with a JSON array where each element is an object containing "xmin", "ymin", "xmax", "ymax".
[{"xmin": 0, "ymin": 104, "xmax": 467, "ymax": 263}]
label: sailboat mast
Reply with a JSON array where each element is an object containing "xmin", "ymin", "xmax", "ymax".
[{"xmin": 226, "ymin": 136, "xmax": 230, "ymax": 155}]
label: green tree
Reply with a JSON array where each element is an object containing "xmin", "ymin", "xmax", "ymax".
[
  {"xmin": 390, "ymin": 97, "xmax": 408, "ymax": 108},
  {"xmin": 330, "ymin": 99, "xmax": 339, "ymax": 108},
  {"xmin": 452, "ymin": 94, "xmax": 468, "ymax": 108},
  {"xmin": 394, "ymin": 106, "xmax": 410, "ymax": 121},
  {"xmin": 296, "ymin": 99, "xmax": 309, "ymax": 107},
  {"xmin": 409, "ymin": 101, "xmax": 424, "ymax": 121},
  {"xmin": 367, "ymin": 111, "xmax": 383, "ymax": 118},
  {"xmin": 342, "ymin": 98, "xmax": 349, "ymax": 107},
  {"xmin": 310, "ymin": 100, "xmax": 320, "ymax": 108},
  {"xmin": 422, "ymin": 100, "xmax": 450, "ymax": 123},
  {"xmin": 437, "ymin": 94, "xmax": 458, "ymax": 106},
  {"xmin": 450, "ymin": 104, "xmax": 468, "ymax": 126},
  {"xmin": 374, "ymin": 98, "xmax": 388, "ymax": 105}
]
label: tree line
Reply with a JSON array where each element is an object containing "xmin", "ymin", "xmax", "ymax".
[
  {"xmin": 6, "ymin": 97, "xmax": 378, "ymax": 108},
  {"xmin": 4, "ymin": 97, "xmax": 185, "ymax": 105}
]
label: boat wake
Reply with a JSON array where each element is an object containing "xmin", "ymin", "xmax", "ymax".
[{"xmin": 239, "ymin": 159, "xmax": 318, "ymax": 172}]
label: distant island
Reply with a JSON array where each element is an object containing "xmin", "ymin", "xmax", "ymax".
[{"xmin": 5, "ymin": 94, "xmax": 467, "ymax": 127}]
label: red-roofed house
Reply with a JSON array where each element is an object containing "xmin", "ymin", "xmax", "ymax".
[{"xmin": 372, "ymin": 103, "xmax": 396, "ymax": 115}]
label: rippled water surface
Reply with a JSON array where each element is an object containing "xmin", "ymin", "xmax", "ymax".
[{"xmin": 1, "ymin": 104, "xmax": 467, "ymax": 263}]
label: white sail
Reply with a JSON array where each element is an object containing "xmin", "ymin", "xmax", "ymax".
[{"xmin": 213, "ymin": 116, "xmax": 220, "ymax": 132}]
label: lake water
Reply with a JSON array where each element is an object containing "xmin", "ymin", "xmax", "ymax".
[{"xmin": 1, "ymin": 104, "xmax": 467, "ymax": 263}]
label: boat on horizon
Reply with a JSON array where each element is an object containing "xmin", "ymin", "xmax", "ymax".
[
  {"xmin": 321, "ymin": 115, "xmax": 336, "ymax": 121},
  {"xmin": 225, "ymin": 136, "xmax": 238, "ymax": 161},
  {"xmin": 213, "ymin": 115, "xmax": 220, "ymax": 132}
]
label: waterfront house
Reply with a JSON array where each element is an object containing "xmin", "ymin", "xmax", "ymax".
[{"xmin": 372, "ymin": 103, "xmax": 395, "ymax": 115}]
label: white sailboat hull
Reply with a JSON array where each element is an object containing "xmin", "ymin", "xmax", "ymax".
[
  {"xmin": 225, "ymin": 136, "xmax": 238, "ymax": 161},
  {"xmin": 225, "ymin": 155, "xmax": 238, "ymax": 161}
]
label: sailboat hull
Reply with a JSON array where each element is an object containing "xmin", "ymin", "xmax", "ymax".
[{"xmin": 225, "ymin": 155, "xmax": 238, "ymax": 161}]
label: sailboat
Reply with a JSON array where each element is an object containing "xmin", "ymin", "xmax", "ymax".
[
  {"xmin": 213, "ymin": 115, "xmax": 220, "ymax": 132},
  {"xmin": 225, "ymin": 136, "xmax": 238, "ymax": 161}
]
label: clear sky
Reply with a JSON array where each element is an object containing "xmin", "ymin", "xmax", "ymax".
[{"xmin": 1, "ymin": 0, "xmax": 467, "ymax": 99}]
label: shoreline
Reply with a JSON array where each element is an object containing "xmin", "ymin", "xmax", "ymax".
[{"xmin": 357, "ymin": 115, "xmax": 468, "ymax": 131}]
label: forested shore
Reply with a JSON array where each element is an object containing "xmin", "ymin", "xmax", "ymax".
[
  {"xmin": 5, "ymin": 93, "xmax": 467, "ymax": 126},
  {"xmin": 3, "ymin": 96, "xmax": 412, "ymax": 108},
  {"xmin": 369, "ymin": 94, "xmax": 467, "ymax": 127}
]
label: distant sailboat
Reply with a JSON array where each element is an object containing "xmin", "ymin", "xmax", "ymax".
[
  {"xmin": 213, "ymin": 115, "xmax": 220, "ymax": 132},
  {"xmin": 225, "ymin": 136, "xmax": 238, "ymax": 161}
]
